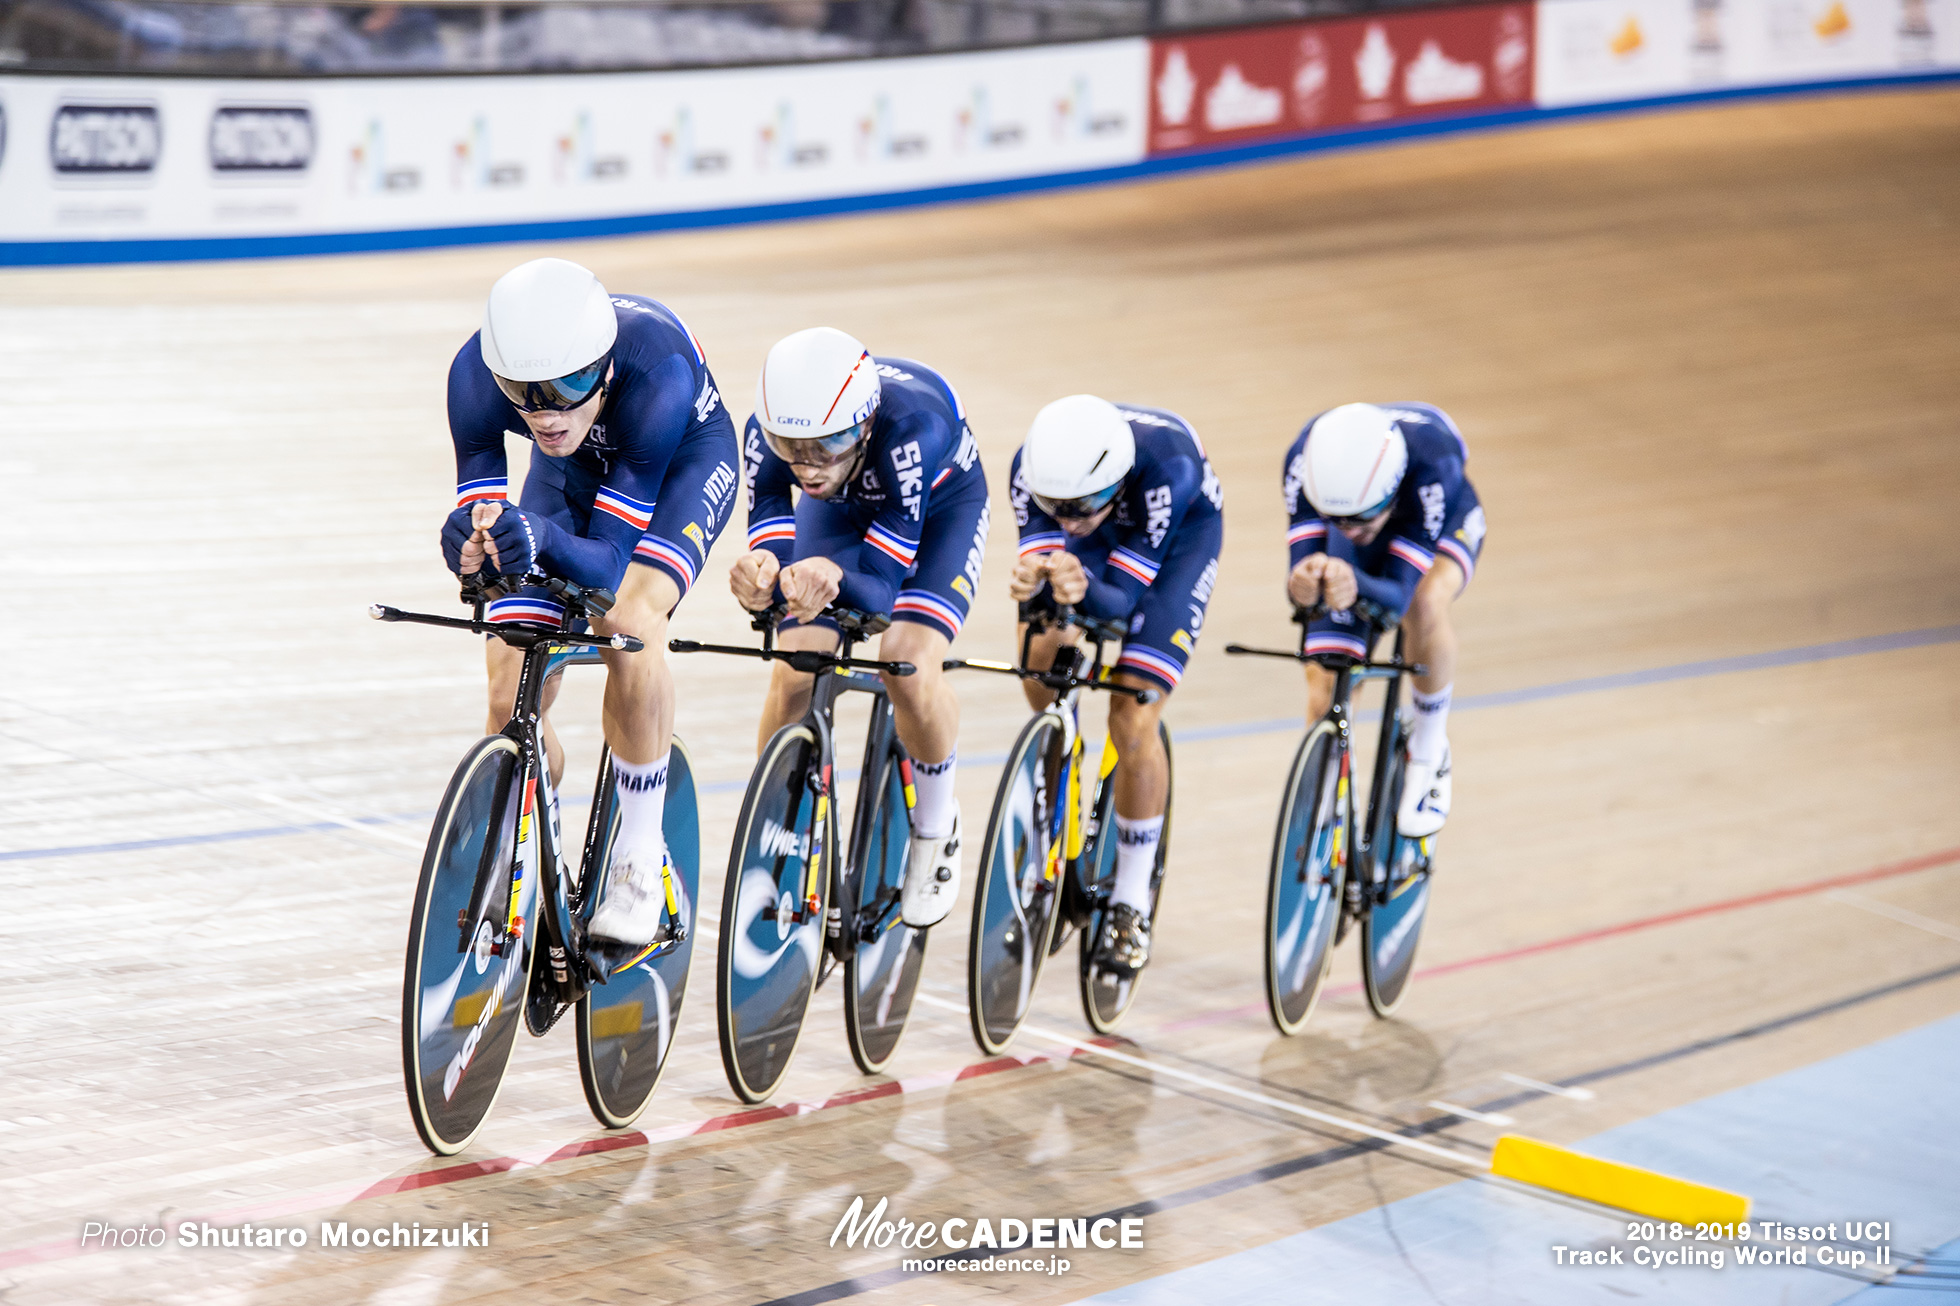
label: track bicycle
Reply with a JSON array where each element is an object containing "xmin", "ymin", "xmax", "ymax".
[
  {"xmin": 671, "ymin": 603, "xmax": 926, "ymax": 1103},
  {"xmin": 1226, "ymin": 601, "xmax": 1434, "ymax": 1034},
  {"xmin": 378, "ymin": 573, "xmax": 702, "ymax": 1155},
  {"xmin": 949, "ymin": 606, "xmax": 1170, "ymax": 1054}
]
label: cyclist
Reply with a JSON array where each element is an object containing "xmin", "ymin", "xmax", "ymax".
[
  {"xmin": 440, "ymin": 257, "xmax": 740, "ymax": 946},
  {"xmin": 728, "ymin": 328, "xmax": 988, "ymax": 930},
  {"xmin": 1282, "ymin": 402, "xmax": 1485, "ymax": 838},
  {"xmin": 1006, "ymin": 394, "xmax": 1225, "ymax": 973}
]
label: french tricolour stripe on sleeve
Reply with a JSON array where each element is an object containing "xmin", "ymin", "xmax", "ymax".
[
  {"xmin": 1387, "ymin": 537, "xmax": 1435, "ymax": 574},
  {"xmin": 457, "ymin": 477, "xmax": 508, "ymax": 506},
  {"xmin": 1018, "ymin": 531, "xmax": 1067, "ymax": 558},
  {"xmin": 1108, "ymin": 547, "xmax": 1160, "ymax": 586},
  {"xmin": 594, "ymin": 487, "xmax": 655, "ymax": 532},
  {"xmin": 931, "ymin": 466, "xmax": 952, "ymax": 490},
  {"xmin": 1288, "ymin": 521, "xmax": 1327, "ymax": 546},
  {"xmin": 488, "ymin": 595, "xmax": 567, "ymax": 626},
  {"xmin": 1435, "ymin": 535, "xmax": 1476, "ymax": 580},
  {"xmin": 893, "ymin": 590, "xmax": 964, "ymax": 639},
  {"xmin": 634, "ymin": 536, "xmax": 698, "ymax": 591},
  {"xmin": 1116, "ymin": 645, "xmax": 1184, "ymax": 688},
  {"xmin": 864, "ymin": 522, "xmax": 918, "ymax": 567},
  {"xmin": 747, "ymin": 517, "xmax": 797, "ymax": 550}
]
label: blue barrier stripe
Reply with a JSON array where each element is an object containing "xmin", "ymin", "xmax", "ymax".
[
  {"xmin": 4, "ymin": 622, "xmax": 1955, "ymax": 862},
  {"xmin": 1180, "ymin": 622, "xmax": 1960, "ymax": 744},
  {"xmin": 2, "ymin": 70, "xmax": 1954, "ymax": 267}
]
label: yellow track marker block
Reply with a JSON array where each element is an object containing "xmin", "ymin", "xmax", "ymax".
[{"xmin": 1490, "ymin": 1135, "xmax": 1750, "ymax": 1224}]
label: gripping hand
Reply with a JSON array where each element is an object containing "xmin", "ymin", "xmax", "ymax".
[
  {"xmin": 485, "ymin": 503, "xmax": 545, "ymax": 581},
  {"xmin": 440, "ymin": 505, "xmax": 478, "ymax": 576}
]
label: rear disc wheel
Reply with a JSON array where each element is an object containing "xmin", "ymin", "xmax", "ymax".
[
  {"xmin": 1079, "ymin": 723, "xmax": 1174, "ymax": 1035},
  {"xmin": 1362, "ymin": 729, "xmax": 1433, "ymax": 1018},
  {"xmin": 577, "ymin": 737, "xmax": 703, "ymax": 1128},
  {"xmin": 843, "ymin": 737, "xmax": 926, "ymax": 1074}
]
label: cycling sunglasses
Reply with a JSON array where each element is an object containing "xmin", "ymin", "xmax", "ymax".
[
  {"xmin": 1031, "ymin": 481, "xmax": 1123, "ymax": 522},
  {"xmin": 763, "ymin": 418, "xmax": 872, "ymax": 469},
  {"xmin": 1323, "ymin": 492, "xmax": 1397, "ymax": 528},
  {"xmin": 492, "ymin": 355, "xmax": 611, "ymax": 413}
]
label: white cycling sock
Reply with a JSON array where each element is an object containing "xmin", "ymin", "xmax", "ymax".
[
  {"xmin": 612, "ymin": 752, "xmax": 670, "ymax": 866},
  {"xmin": 1111, "ymin": 815, "xmax": 1164, "ymax": 913},
  {"xmin": 911, "ymin": 750, "xmax": 957, "ymax": 840},
  {"xmin": 1408, "ymin": 684, "xmax": 1452, "ymax": 764}
]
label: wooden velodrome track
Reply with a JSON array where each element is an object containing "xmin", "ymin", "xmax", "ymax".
[{"xmin": 3, "ymin": 85, "xmax": 1958, "ymax": 1304}]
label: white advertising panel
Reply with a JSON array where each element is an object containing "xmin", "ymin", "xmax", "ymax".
[
  {"xmin": 1536, "ymin": 0, "xmax": 1958, "ymax": 103},
  {"xmin": 0, "ymin": 40, "xmax": 1147, "ymax": 248}
]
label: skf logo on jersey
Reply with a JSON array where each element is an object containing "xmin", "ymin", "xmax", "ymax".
[
  {"xmin": 1144, "ymin": 485, "xmax": 1174, "ymax": 548},
  {"xmin": 209, "ymin": 105, "xmax": 314, "ymax": 173},
  {"xmin": 51, "ymin": 103, "xmax": 161, "ymax": 174},
  {"xmin": 694, "ymin": 380, "xmax": 722, "ymax": 424}
]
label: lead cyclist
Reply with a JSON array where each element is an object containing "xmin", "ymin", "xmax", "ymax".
[{"xmin": 439, "ymin": 258, "xmax": 739, "ymax": 945}]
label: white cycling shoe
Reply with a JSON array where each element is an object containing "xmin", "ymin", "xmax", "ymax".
[
  {"xmin": 587, "ymin": 847, "xmax": 674, "ymax": 946},
  {"xmin": 900, "ymin": 805, "xmax": 962, "ymax": 929},
  {"xmin": 1398, "ymin": 746, "xmax": 1452, "ymax": 838}
]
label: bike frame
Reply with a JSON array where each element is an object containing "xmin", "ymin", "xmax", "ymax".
[
  {"xmin": 949, "ymin": 609, "xmax": 1147, "ymax": 931},
  {"xmin": 672, "ymin": 608, "xmax": 917, "ymax": 971},
  {"xmin": 372, "ymin": 579, "xmax": 677, "ymax": 1011},
  {"xmin": 1226, "ymin": 604, "xmax": 1425, "ymax": 912}
]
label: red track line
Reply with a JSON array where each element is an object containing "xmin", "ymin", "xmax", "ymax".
[
  {"xmin": 1159, "ymin": 844, "xmax": 1960, "ymax": 1033},
  {"xmin": 0, "ymin": 1037, "xmax": 1111, "ymax": 1273}
]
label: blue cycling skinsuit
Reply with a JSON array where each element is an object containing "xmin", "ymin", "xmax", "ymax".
[
  {"xmin": 447, "ymin": 293, "xmax": 741, "ymax": 623},
  {"xmin": 743, "ymin": 356, "xmax": 989, "ymax": 639},
  {"xmin": 1281, "ymin": 402, "xmax": 1486, "ymax": 656},
  {"xmin": 1010, "ymin": 404, "xmax": 1226, "ymax": 693}
]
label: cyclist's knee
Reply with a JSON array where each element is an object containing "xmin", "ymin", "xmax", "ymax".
[
  {"xmin": 878, "ymin": 623, "xmax": 948, "ymax": 700},
  {"xmin": 1106, "ymin": 680, "xmax": 1166, "ymax": 752},
  {"xmin": 601, "ymin": 568, "xmax": 680, "ymax": 643},
  {"xmin": 1408, "ymin": 559, "xmax": 1464, "ymax": 629}
]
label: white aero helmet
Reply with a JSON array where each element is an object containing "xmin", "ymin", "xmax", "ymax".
[
  {"xmin": 1302, "ymin": 403, "xmax": 1408, "ymax": 520},
  {"xmin": 479, "ymin": 257, "xmax": 618, "ymax": 411},
  {"xmin": 755, "ymin": 327, "xmax": 881, "ymax": 467},
  {"xmin": 1021, "ymin": 394, "xmax": 1136, "ymax": 519}
]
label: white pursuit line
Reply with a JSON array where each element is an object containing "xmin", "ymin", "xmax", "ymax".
[
  {"xmin": 1427, "ymin": 1100, "xmax": 1516, "ymax": 1127},
  {"xmin": 910, "ymin": 992, "xmax": 1481, "ymax": 1170},
  {"xmin": 1499, "ymin": 1072, "xmax": 1596, "ymax": 1101},
  {"xmin": 251, "ymin": 792, "xmax": 424, "ymax": 850},
  {"xmin": 1828, "ymin": 889, "xmax": 1960, "ymax": 944}
]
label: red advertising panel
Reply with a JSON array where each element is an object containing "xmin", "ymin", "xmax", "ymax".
[{"xmin": 1148, "ymin": 3, "xmax": 1533, "ymax": 155}]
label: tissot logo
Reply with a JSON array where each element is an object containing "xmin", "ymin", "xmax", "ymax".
[
  {"xmin": 210, "ymin": 105, "xmax": 315, "ymax": 172},
  {"xmin": 51, "ymin": 103, "xmax": 162, "ymax": 173}
]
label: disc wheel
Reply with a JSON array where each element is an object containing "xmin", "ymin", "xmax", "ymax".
[
  {"xmin": 401, "ymin": 734, "xmax": 535, "ymax": 1156},
  {"xmin": 576, "ymin": 738, "xmax": 703, "ymax": 1129},
  {"xmin": 1265, "ymin": 721, "xmax": 1348, "ymax": 1035},
  {"xmin": 966, "ymin": 712, "xmax": 1070, "ymax": 1055},
  {"xmin": 843, "ymin": 736, "xmax": 926, "ymax": 1074},
  {"xmin": 1362, "ymin": 727, "xmax": 1434, "ymax": 1018},
  {"xmin": 1079, "ymin": 722, "xmax": 1173, "ymax": 1035},
  {"xmin": 716, "ymin": 724, "xmax": 828, "ymax": 1104}
]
